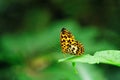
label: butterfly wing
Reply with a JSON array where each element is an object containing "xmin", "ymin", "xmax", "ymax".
[
  {"xmin": 60, "ymin": 28, "xmax": 84, "ymax": 55},
  {"xmin": 60, "ymin": 28, "xmax": 75, "ymax": 53}
]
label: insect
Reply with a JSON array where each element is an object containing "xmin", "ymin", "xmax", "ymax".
[{"xmin": 60, "ymin": 28, "xmax": 84, "ymax": 55}]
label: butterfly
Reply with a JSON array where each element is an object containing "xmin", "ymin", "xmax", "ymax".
[{"xmin": 60, "ymin": 28, "xmax": 84, "ymax": 55}]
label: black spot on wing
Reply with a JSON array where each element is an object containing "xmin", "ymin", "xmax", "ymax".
[
  {"xmin": 64, "ymin": 36, "xmax": 67, "ymax": 39},
  {"xmin": 67, "ymin": 40, "xmax": 70, "ymax": 43},
  {"xmin": 61, "ymin": 35, "xmax": 64, "ymax": 38},
  {"xmin": 62, "ymin": 40, "xmax": 65, "ymax": 42}
]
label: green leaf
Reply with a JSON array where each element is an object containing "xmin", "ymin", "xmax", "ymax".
[{"xmin": 58, "ymin": 50, "xmax": 120, "ymax": 67}]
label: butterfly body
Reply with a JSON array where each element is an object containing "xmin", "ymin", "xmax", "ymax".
[{"xmin": 60, "ymin": 28, "xmax": 84, "ymax": 55}]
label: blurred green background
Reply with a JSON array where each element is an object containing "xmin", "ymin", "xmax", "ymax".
[{"xmin": 0, "ymin": 0, "xmax": 120, "ymax": 80}]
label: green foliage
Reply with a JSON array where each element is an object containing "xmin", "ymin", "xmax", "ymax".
[
  {"xmin": 58, "ymin": 50, "xmax": 120, "ymax": 67},
  {"xmin": 0, "ymin": 0, "xmax": 120, "ymax": 80}
]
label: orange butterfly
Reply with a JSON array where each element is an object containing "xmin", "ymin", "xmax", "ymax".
[{"xmin": 60, "ymin": 28, "xmax": 84, "ymax": 55}]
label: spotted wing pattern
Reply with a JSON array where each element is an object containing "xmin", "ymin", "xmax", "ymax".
[{"xmin": 60, "ymin": 28, "xmax": 84, "ymax": 55}]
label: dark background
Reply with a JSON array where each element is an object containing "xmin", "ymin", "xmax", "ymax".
[{"xmin": 0, "ymin": 0, "xmax": 120, "ymax": 80}]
